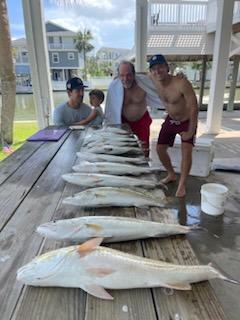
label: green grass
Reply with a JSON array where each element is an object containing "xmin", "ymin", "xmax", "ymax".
[{"xmin": 0, "ymin": 121, "xmax": 38, "ymax": 161}]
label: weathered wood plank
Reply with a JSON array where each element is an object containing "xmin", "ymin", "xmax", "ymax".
[
  {"xmin": 3, "ymin": 125, "xmax": 227, "ymax": 320},
  {"xmin": 0, "ymin": 141, "xmax": 44, "ymax": 185},
  {"xmin": 0, "ymin": 130, "xmax": 71, "ymax": 231},
  {"xmin": 0, "ymin": 131, "xmax": 84, "ymax": 320},
  {"xmin": 84, "ymin": 206, "xmax": 157, "ymax": 320},
  {"xmin": 135, "ymin": 207, "xmax": 227, "ymax": 320},
  {"xmin": 12, "ymin": 130, "xmax": 90, "ymax": 320}
]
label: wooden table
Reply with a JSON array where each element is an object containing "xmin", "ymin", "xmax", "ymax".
[{"xmin": 0, "ymin": 128, "xmax": 227, "ymax": 320}]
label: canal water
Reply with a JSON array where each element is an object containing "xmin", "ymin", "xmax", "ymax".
[{"xmin": 1, "ymin": 88, "xmax": 240, "ymax": 122}]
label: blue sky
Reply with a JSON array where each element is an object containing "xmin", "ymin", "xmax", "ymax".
[{"xmin": 7, "ymin": 0, "xmax": 135, "ymax": 51}]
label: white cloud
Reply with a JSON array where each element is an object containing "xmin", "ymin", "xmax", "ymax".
[
  {"xmin": 44, "ymin": 0, "xmax": 135, "ymax": 49},
  {"xmin": 51, "ymin": 0, "xmax": 114, "ymax": 10}
]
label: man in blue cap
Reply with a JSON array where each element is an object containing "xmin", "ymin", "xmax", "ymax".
[
  {"xmin": 53, "ymin": 77, "xmax": 92, "ymax": 126},
  {"xmin": 149, "ymin": 54, "xmax": 198, "ymax": 197}
]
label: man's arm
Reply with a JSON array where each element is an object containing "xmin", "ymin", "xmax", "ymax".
[
  {"xmin": 179, "ymin": 79, "xmax": 198, "ymax": 140},
  {"xmin": 74, "ymin": 109, "xmax": 98, "ymax": 125}
]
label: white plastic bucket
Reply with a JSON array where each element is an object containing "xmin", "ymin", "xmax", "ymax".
[{"xmin": 200, "ymin": 183, "xmax": 229, "ymax": 216}]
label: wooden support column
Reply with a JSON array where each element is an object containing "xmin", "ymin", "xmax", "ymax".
[
  {"xmin": 22, "ymin": 0, "xmax": 54, "ymax": 127},
  {"xmin": 135, "ymin": 0, "xmax": 148, "ymax": 72},
  {"xmin": 206, "ymin": 0, "xmax": 234, "ymax": 133}
]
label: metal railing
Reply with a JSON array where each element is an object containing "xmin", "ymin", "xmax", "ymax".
[
  {"xmin": 149, "ymin": 0, "xmax": 207, "ymax": 31},
  {"xmin": 207, "ymin": 0, "xmax": 240, "ymax": 32},
  {"xmin": 233, "ymin": 1, "xmax": 240, "ymax": 22},
  {"xmin": 48, "ymin": 43, "xmax": 76, "ymax": 50}
]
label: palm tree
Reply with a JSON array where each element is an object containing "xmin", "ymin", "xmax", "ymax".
[
  {"xmin": 0, "ymin": 0, "xmax": 16, "ymax": 146},
  {"xmin": 75, "ymin": 29, "xmax": 94, "ymax": 80}
]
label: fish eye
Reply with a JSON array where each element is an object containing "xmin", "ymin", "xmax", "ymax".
[{"xmin": 53, "ymin": 220, "xmax": 56, "ymax": 223}]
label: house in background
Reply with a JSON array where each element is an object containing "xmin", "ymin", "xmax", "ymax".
[
  {"xmin": 12, "ymin": 21, "xmax": 83, "ymax": 91},
  {"xmin": 13, "ymin": 38, "xmax": 31, "ymax": 89},
  {"xmin": 96, "ymin": 47, "xmax": 131, "ymax": 75},
  {"xmin": 46, "ymin": 21, "xmax": 83, "ymax": 82}
]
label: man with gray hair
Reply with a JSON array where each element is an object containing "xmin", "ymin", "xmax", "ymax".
[{"xmin": 105, "ymin": 61, "xmax": 162, "ymax": 156}]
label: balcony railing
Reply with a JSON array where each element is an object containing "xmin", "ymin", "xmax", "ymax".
[
  {"xmin": 207, "ymin": 0, "xmax": 240, "ymax": 33},
  {"xmin": 48, "ymin": 43, "xmax": 76, "ymax": 50},
  {"xmin": 233, "ymin": 1, "xmax": 240, "ymax": 24},
  {"xmin": 149, "ymin": 0, "xmax": 207, "ymax": 31}
]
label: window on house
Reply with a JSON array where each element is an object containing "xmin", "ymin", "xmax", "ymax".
[
  {"xmin": 68, "ymin": 52, "xmax": 75, "ymax": 60},
  {"xmin": 52, "ymin": 53, "xmax": 59, "ymax": 63}
]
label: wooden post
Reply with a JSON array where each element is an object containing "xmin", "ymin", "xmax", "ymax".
[
  {"xmin": 22, "ymin": 0, "xmax": 54, "ymax": 128},
  {"xmin": 135, "ymin": 0, "xmax": 148, "ymax": 72},
  {"xmin": 206, "ymin": 0, "xmax": 234, "ymax": 133}
]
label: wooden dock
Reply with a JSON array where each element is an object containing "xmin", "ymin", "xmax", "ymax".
[{"xmin": 0, "ymin": 128, "xmax": 227, "ymax": 320}]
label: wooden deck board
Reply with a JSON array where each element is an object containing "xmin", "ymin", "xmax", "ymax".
[
  {"xmin": 0, "ymin": 131, "xmax": 71, "ymax": 232},
  {"xmin": 12, "ymin": 131, "xmax": 91, "ymax": 320},
  {"xmin": 135, "ymin": 207, "xmax": 226, "ymax": 320},
  {"xmin": 0, "ymin": 131, "xmax": 78, "ymax": 320},
  {"xmin": 0, "ymin": 128, "xmax": 228, "ymax": 320},
  {"xmin": 84, "ymin": 207, "xmax": 157, "ymax": 320},
  {"xmin": 0, "ymin": 141, "xmax": 44, "ymax": 185}
]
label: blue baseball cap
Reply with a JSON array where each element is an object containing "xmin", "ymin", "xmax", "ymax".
[
  {"xmin": 149, "ymin": 54, "xmax": 168, "ymax": 68},
  {"xmin": 66, "ymin": 77, "xmax": 87, "ymax": 90}
]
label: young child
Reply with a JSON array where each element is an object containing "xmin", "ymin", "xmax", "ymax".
[{"xmin": 76, "ymin": 89, "xmax": 104, "ymax": 126}]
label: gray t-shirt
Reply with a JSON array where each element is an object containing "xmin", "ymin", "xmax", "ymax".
[
  {"xmin": 90, "ymin": 106, "xmax": 104, "ymax": 126},
  {"xmin": 53, "ymin": 102, "xmax": 92, "ymax": 126}
]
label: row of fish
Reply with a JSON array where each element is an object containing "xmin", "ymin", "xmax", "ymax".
[
  {"xmin": 82, "ymin": 127, "xmax": 143, "ymax": 155},
  {"xmin": 64, "ymin": 127, "xmax": 164, "ymax": 207},
  {"xmin": 17, "ymin": 126, "xmax": 239, "ymax": 300}
]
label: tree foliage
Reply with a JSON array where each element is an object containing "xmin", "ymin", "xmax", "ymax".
[{"xmin": 75, "ymin": 29, "xmax": 94, "ymax": 80}]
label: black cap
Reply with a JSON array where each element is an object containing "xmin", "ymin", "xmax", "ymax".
[
  {"xmin": 149, "ymin": 54, "xmax": 168, "ymax": 68},
  {"xmin": 66, "ymin": 77, "xmax": 87, "ymax": 90}
]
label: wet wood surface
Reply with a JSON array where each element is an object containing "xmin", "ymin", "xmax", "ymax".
[{"xmin": 0, "ymin": 128, "xmax": 226, "ymax": 320}]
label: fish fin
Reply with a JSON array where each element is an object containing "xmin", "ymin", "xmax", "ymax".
[
  {"xmin": 86, "ymin": 223, "xmax": 103, "ymax": 232},
  {"xmin": 208, "ymin": 262, "xmax": 240, "ymax": 285},
  {"xmin": 86, "ymin": 267, "xmax": 115, "ymax": 277},
  {"xmin": 166, "ymin": 283, "xmax": 192, "ymax": 290},
  {"xmin": 84, "ymin": 284, "xmax": 114, "ymax": 300},
  {"xmin": 77, "ymin": 238, "xmax": 103, "ymax": 256}
]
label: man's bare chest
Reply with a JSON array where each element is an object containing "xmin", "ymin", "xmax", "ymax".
[
  {"xmin": 158, "ymin": 87, "xmax": 183, "ymax": 105},
  {"xmin": 123, "ymin": 87, "xmax": 146, "ymax": 105}
]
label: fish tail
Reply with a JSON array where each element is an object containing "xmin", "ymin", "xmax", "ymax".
[
  {"xmin": 156, "ymin": 182, "xmax": 168, "ymax": 191},
  {"xmin": 209, "ymin": 263, "xmax": 240, "ymax": 285},
  {"xmin": 189, "ymin": 224, "xmax": 202, "ymax": 232}
]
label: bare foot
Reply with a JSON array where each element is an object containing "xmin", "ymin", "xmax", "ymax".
[
  {"xmin": 161, "ymin": 174, "xmax": 177, "ymax": 185},
  {"xmin": 175, "ymin": 185, "xmax": 186, "ymax": 197}
]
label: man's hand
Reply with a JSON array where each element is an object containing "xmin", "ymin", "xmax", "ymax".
[
  {"xmin": 176, "ymin": 72, "xmax": 187, "ymax": 80},
  {"xmin": 180, "ymin": 131, "xmax": 194, "ymax": 141}
]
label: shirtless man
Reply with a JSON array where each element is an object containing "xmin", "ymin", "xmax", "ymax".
[
  {"xmin": 149, "ymin": 54, "xmax": 198, "ymax": 197},
  {"xmin": 118, "ymin": 61, "xmax": 152, "ymax": 156}
]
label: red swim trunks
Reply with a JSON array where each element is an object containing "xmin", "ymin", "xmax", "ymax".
[
  {"xmin": 121, "ymin": 111, "xmax": 152, "ymax": 151},
  {"xmin": 158, "ymin": 115, "xmax": 196, "ymax": 146}
]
